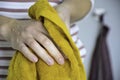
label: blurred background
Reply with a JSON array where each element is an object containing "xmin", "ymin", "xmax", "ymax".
[{"xmin": 76, "ymin": 0, "xmax": 120, "ymax": 80}]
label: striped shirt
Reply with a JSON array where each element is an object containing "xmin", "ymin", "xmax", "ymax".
[{"xmin": 0, "ymin": 0, "xmax": 87, "ymax": 79}]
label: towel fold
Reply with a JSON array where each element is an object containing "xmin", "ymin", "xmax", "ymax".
[{"xmin": 7, "ymin": 0, "xmax": 86, "ymax": 80}]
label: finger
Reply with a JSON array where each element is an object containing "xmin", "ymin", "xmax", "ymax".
[
  {"xmin": 25, "ymin": 38, "xmax": 54, "ymax": 65},
  {"xmin": 34, "ymin": 32, "xmax": 64, "ymax": 65},
  {"xmin": 18, "ymin": 43, "xmax": 38, "ymax": 63}
]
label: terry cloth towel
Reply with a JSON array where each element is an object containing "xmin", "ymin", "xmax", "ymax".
[{"xmin": 7, "ymin": 0, "xmax": 86, "ymax": 80}]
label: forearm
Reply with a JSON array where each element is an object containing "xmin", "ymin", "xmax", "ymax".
[
  {"xmin": 60, "ymin": 0, "xmax": 92, "ymax": 22},
  {"xmin": 0, "ymin": 16, "xmax": 16, "ymax": 40}
]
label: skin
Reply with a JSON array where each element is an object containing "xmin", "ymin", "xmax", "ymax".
[{"xmin": 0, "ymin": 0, "xmax": 91, "ymax": 65}]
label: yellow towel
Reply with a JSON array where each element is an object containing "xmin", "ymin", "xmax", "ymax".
[{"xmin": 7, "ymin": 0, "xmax": 86, "ymax": 80}]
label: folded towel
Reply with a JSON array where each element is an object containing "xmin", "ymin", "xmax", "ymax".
[{"xmin": 7, "ymin": 0, "xmax": 86, "ymax": 80}]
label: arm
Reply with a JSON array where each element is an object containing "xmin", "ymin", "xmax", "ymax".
[{"xmin": 55, "ymin": 0, "xmax": 92, "ymax": 22}]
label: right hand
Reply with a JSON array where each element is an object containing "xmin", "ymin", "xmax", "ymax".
[{"xmin": 2, "ymin": 19, "xmax": 64, "ymax": 65}]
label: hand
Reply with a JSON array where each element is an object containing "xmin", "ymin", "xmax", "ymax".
[{"xmin": 3, "ymin": 19, "xmax": 64, "ymax": 65}]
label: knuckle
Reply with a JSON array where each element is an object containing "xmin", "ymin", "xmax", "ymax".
[
  {"xmin": 27, "ymin": 39, "xmax": 36, "ymax": 46},
  {"xmin": 19, "ymin": 44, "xmax": 25, "ymax": 51},
  {"xmin": 54, "ymin": 52, "xmax": 62, "ymax": 58},
  {"xmin": 42, "ymin": 37, "xmax": 51, "ymax": 45},
  {"xmin": 36, "ymin": 21, "xmax": 42, "ymax": 26},
  {"xmin": 25, "ymin": 26, "xmax": 33, "ymax": 32},
  {"xmin": 36, "ymin": 33, "xmax": 42, "ymax": 38},
  {"xmin": 53, "ymin": 50, "xmax": 63, "ymax": 58}
]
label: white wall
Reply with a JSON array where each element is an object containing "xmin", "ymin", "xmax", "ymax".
[{"xmin": 77, "ymin": 0, "xmax": 120, "ymax": 80}]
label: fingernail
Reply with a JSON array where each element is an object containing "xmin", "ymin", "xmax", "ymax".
[
  {"xmin": 58, "ymin": 58, "xmax": 64, "ymax": 65},
  {"xmin": 47, "ymin": 59, "xmax": 54, "ymax": 65},
  {"xmin": 33, "ymin": 57, "xmax": 38, "ymax": 62}
]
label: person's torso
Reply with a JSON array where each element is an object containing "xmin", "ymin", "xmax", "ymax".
[{"xmin": 0, "ymin": 0, "xmax": 86, "ymax": 79}]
